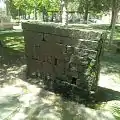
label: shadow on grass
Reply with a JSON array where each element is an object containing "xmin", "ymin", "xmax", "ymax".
[
  {"xmin": 0, "ymin": 32, "xmax": 25, "ymax": 86},
  {"xmin": 0, "ymin": 46, "xmax": 25, "ymax": 86},
  {"xmin": 95, "ymin": 86, "xmax": 120, "ymax": 102},
  {"xmin": 0, "ymin": 32, "xmax": 120, "ymax": 119},
  {"xmin": 24, "ymin": 88, "xmax": 115, "ymax": 120},
  {"xmin": 101, "ymin": 52, "xmax": 120, "ymax": 74},
  {"xmin": 0, "ymin": 47, "xmax": 25, "ymax": 66},
  {"xmin": 1, "ymin": 43, "xmax": 118, "ymax": 105},
  {"xmin": 0, "ymin": 31, "xmax": 25, "ymax": 65}
]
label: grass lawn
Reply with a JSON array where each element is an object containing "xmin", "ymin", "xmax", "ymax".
[
  {"xmin": 0, "ymin": 30, "xmax": 120, "ymax": 119},
  {"xmin": 90, "ymin": 24, "xmax": 120, "ymax": 40},
  {"xmin": 0, "ymin": 31, "xmax": 24, "ymax": 52},
  {"xmin": 68, "ymin": 24, "xmax": 120, "ymax": 41}
]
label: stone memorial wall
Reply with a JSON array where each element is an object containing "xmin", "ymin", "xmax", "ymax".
[{"xmin": 22, "ymin": 22, "xmax": 107, "ymax": 101}]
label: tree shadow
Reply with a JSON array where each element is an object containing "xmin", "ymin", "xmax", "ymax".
[
  {"xmin": 0, "ymin": 31, "xmax": 119, "ymax": 119},
  {"xmin": 0, "ymin": 47, "xmax": 24, "ymax": 64},
  {"xmin": 16, "ymin": 52, "xmax": 120, "ymax": 106},
  {"xmin": 0, "ymin": 46, "xmax": 25, "ymax": 86},
  {"xmin": 1, "ymin": 43, "xmax": 120, "ymax": 100},
  {"xmin": 0, "ymin": 39, "xmax": 120, "ymax": 119},
  {"xmin": 14, "ymin": 85, "xmax": 116, "ymax": 120},
  {"xmin": 20, "ymin": 73, "xmax": 120, "ymax": 107},
  {"xmin": 101, "ymin": 52, "xmax": 120, "ymax": 74},
  {"xmin": 95, "ymin": 86, "xmax": 120, "ymax": 102},
  {"xmin": 0, "ymin": 95, "xmax": 20, "ymax": 120}
]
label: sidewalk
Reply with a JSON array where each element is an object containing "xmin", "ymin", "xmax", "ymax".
[{"xmin": 0, "ymin": 64, "xmax": 116, "ymax": 120}]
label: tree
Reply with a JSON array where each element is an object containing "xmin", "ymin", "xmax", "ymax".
[
  {"xmin": 60, "ymin": 0, "xmax": 77, "ymax": 25},
  {"xmin": 60, "ymin": 0, "xmax": 68, "ymax": 25},
  {"xmin": 109, "ymin": 0, "xmax": 120, "ymax": 46},
  {"xmin": 36, "ymin": 0, "xmax": 60, "ymax": 21},
  {"xmin": 110, "ymin": 0, "xmax": 119, "ymax": 28},
  {"xmin": 83, "ymin": 0, "xmax": 89, "ymax": 23},
  {"xmin": 77, "ymin": 0, "xmax": 94, "ymax": 24},
  {"xmin": 77, "ymin": 0, "xmax": 112, "ymax": 24}
]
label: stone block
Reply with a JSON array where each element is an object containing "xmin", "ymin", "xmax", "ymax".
[{"xmin": 22, "ymin": 22, "xmax": 107, "ymax": 100}]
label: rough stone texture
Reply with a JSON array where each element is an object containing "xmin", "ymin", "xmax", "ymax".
[{"xmin": 22, "ymin": 22, "xmax": 107, "ymax": 100}]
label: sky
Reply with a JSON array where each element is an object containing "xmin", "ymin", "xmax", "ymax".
[{"xmin": 0, "ymin": 0, "xmax": 6, "ymax": 9}]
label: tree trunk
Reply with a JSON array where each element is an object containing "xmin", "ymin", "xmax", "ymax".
[
  {"xmin": 60, "ymin": 11, "xmax": 62, "ymax": 22},
  {"xmin": 5, "ymin": 1, "xmax": 10, "ymax": 16},
  {"xmin": 109, "ymin": 0, "xmax": 118, "ymax": 46},
  {"xmin": 42, "ymin": 12, "xmax": 45, "ymax": 22},
  {"xmin": 18, "ymin": 8, "xmax": 20, "ymax": 20},
  {"xmin": 109, "ymin": 2, "xmax": 118, "ymax": 28},
  {"xmin": 28, "ymin": 14, "xmax": 30, "ymax": 19},
  {"xmin": 25, "ymin": 10, "xmax": 27, "ymax": 19},
  {"xmin": 51, "ymin": 12, "xmax": 54, "ymax": 22},
  {"xmin": 84, "ymin": 0, "xmax": 89, "ymax": 24},
  {"xmin": 42, "ymin": 6, "xmax": 48, "ymax": 22},
  {"xmin": 34, "ymin": 8, "xmax": 37, "ymax": 20},
  {"xmin": 61, "ymin": 0, "xmax": 68, "ymax": 25}
]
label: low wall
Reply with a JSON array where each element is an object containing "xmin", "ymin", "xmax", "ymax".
[{"xmin": 22, "ymin": 22, "xmax": 107, "ymax": 101}]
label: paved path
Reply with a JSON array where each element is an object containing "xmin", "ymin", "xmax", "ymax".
[
  {"xmin": 0, "ymin": 64, "xmax": 116, "ymax": 120},
  {"xmin": 0, "ymin": 52, "xmax": 120, "ymax": 120},
  {"xmin": 0, "ymin": 82, "xmax": 115, "ymax": 120}
]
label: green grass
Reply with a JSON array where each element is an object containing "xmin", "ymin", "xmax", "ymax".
[
  {"xmin": 88, "ymin": 52, "xmax": 120, "ymax": 119},
  {"xmin": 101, "ymin": 53, "xmax": 120, "ymax": 74},
  {"xmin": 0, "ymin": 31, "xmax": 24, "ymax": 52},
  {"xmin": 90, "ymin": 24, "xmax": 120, "ymax": 40},
  {"xmin": 3, "ymin": 36, "xmax": 25, "ymax": 51},
  {"xmin": 0, "ymin": 29, "xmax": 120, "ymax": 119},
  {"xmin": 69, "ymin": 24, "xmax": 120, "ymax": 40}
]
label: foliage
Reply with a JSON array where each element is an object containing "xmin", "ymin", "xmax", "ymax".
[
  {"xmin": 76, "ymin": 0, "xmax": 111, "ymax": 14},
  {"xmin": 7, "ymin": 0, "xmax": 60, "ymax": 18},
  {"xmin": 5, "ymin": 0, "xmax": 116, "ymax": 20}
]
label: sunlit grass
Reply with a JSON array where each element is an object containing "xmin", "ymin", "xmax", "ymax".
[
  {"xmin": 89, "ymin": 24, "xmax": 120, "ymax": 40},
  {"xmin": 92, "ymin": 101, "xmax": 120, "ymax": 120},
  {"xmin": 4, "ymin": 36, "xmax": 24, "ymax": 52},
  {"xmin": 0, "ymin": 30, "xmax": 120, "ymax": 119},
  {"xmin": 114, "ymin": 32, "xmax": 120, "ymax": 40},
  {"xmin": 0, "ymin": 33, "xmax": 25, "ymax": 52}
]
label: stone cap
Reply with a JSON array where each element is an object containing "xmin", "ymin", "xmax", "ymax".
[{"xmin": 22, "ymin": 22, "xmax": 107, "ymax": 40}]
